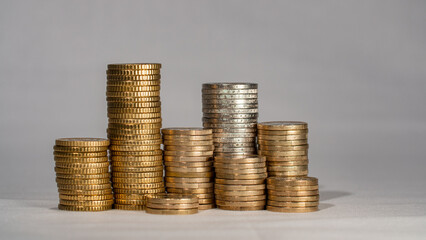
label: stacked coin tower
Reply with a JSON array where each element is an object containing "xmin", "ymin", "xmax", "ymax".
[
  {"xmin": 266, "ymin": 177, "xmax": 319, "ymax": 212},
  {"xmin": 162, "ymin": 128, "xmax": 215, "ymax": 210},
  {"xmin": 214, "ymin": 155, "xmax": 267, "ymax": 210},
  {"xmin": 146, "ymin": 194, "xmax": 199, "ymax": 215},
  {"xmin": 54, "ymin": 138, "xmax": 113, "ymax": 211},
  {"xmin": 106, "ymin": 63, "xmax": 165, "ymax": 210},
  {"xmin": 257, "ymin": 121, "xmax": 309, "ymax": 177},
  {"xmin": 202, "ymin": 83, "xmax": 258, "ymax": 156}
]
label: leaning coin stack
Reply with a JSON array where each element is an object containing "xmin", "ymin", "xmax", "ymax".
[
  {"xmin": 146, "ymin": 194, "xmax": 199, "ymax": 215},
  {"xmin": 106, "ymin": 63, "xmax": 165, "ymax": 210},
  {"xmin": 162, "ymin": 128, "xmax": 215, "ymax": 210},
  {"xmin": 214, "ymin": 155, "xmax": 267, "ymax": 211},
  {"xmin": 257, "ymin": 121, "xmax": 309, "ymax": 177},
  {"xmin": 54, "ymin": 138, "xmax": 113, "ymax": 211},
  {"xmin": 266, "ymin": 177, "xmax": 319, "ymax": 213},
  {"xmin": 202, "ymin": 83, "xmax": 258, "ymax": 156}
]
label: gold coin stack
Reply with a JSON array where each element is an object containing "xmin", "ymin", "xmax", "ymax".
[
  {"xmin": 54, "ymin": 138, "xmax": 113, "ymax": 211},
  {"xmin": 162, "ymin": 128, "xmax": 215, "ymax": 210},
  {"xmin": 146, "ymin": 194, "xmax": 199, "ymax": 215},
  {"xmin": 106, "ymin": 63, "xmax": 165, "ymax": 211},
  {"xmin": 214, "ymin": 155, "xmax": 267, "ymax": 211},
  {"xmin": 257, "ymin": 121, "xmax": 309, "ymax": 177},
  {"xmin": 266, "ymin": 177, "xmax": 319, "ymax": 213}
]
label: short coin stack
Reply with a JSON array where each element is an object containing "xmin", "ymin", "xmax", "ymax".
[
  {"xmin": 214, "ymin": 155, "xmax": 267, "ymax": 211},
  {"xmin": 202, "ymin": 83, "xmax": 258, "ymax": 156},
  {"xmin": 106, "ymin": 63, "xmax": 165, "ymax": 210},
  {"xmin": 257, "ymin": 121, "xmax": 309, "ymax": 177},
  {"xmin": 146, "ymin": 194, "xmax": 199, "ymax": 215},
  {"xmin": 54, "ymin": 138, "xmax": 113, "ymax": 211},
  {"xmin": 162, "ymin": 128, "xmax": 215, "ymax": 210},
  {"xmin": 266, "ymin": 177, "xmax": 319, "ymax": 213}
]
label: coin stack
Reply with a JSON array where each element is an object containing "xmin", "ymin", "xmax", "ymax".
[
  {"xmin": 202, "ymin": 83, "xmax": 258, "ymax": 156},
  {"xmin": 162, "ymin": 128, "xmax": 215, "ymax": 210},
  {"xmin": 266, "ymin": 177, "xmax": 319, "ymax": 213},
  {"xmin": 54, "ymin": 138, "xmax": 113, "ymax": 211},
  {"xmin": 214, "ymin": 155, "xmax": 267, "ymax": 211},
  {"xmin": 146, "ymin": 194, "xmax": 199, "ymax": 215},
  {"xmin": 106, "ymin": 63, "xmax": 165, "ymax": 210},
  {"xmin": 257, "ymin": 121, "xmax": 309, "ymax": 177}
]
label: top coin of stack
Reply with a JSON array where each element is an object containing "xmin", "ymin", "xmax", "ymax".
[
  {"xmin": 106, "ymin": 63, "xmax": 165, "ymax": 211},
  {"xmin": 54, "ymin": 138, "xmax": 113, "ymax": 211},
  {"xmin": 202, "ymin": 83, "xmax": 258, "ymax": 156},
  {"xmin": 257, "ymin": 121, "xmax": 309, "ymax": 177},
  {"xmin": 162, "ymin": 128, "xmax": 215, "ymax": 210},
  {"xmin": 145, "ymin": 193, "xmax": 199, "ymax": 215}
]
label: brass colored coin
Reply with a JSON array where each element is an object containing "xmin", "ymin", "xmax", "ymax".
[
  {"xmin": 217, "ymin": 205, "xmax": 264, "ymax": 211},
  {"xmin": 267, "ymin": 176, "xmax": 318, "ymax": 186},
  {"xmin": 107, "ymin": 107, "xmax": 161, "ymax": 114},
  {"xmin": 106, "ymin": 91, "xmax": 160, "ymax": 98},
  {"xmin": 267, "ymin": 165, "xmax": 308, "ymax": 172},
  {"xmin": 112, "ymin": 171, "xmax": 163, "ymax": 178},
  {"xmin": 164, "ymin": 151, "xmax": 213, "ymax": 157},
  {"xmin": 258, "ymin": 150, "xmax": 308, "ymax": 157},
  {"xmin": 107, "ymin": 69, "xmax": 160, "ymax": 75},
  {"xmin": 163, "ymin": 140, "xmax": 213, "ymax": 146},
  {"xmin": 109, "ymin": 144, "xmax": 161, "ymax": 151},
  {"xmin": 57, "ymin": 183, "xmax": 112, "ymax": 190},
  {"xmin": 107, "ymin": 85, "xmax": 161, "ymax": 92},
  {"xmin": 258, "ymin": 121, "xmax": 308, "ymax": 131},
  {"xmin": 164, "ymin": 156, "xmax": 212, "ymax": 162},
  {"xmin": 55, "ymin": 162, "xmax": 109, "ymax": 169},
  {"xmin": 198, "ymin": 204, "xmax": 215, "ymax": 210},
  {"xmin": 166, "ymin": 188, "xmax": 213, "ymax": 194},
  {"xmin": 166, "ymin": 177, "xmax": 212, "ymax": 183},
  {"xmin": 114, "ymin": 188, "xmax": 165, "ymax": 194},
  {"xmin": 267, "ymin": 184, "xmax": 318, "ymax": 191},
  {"xmin": 214, "ymin": 189, "xmax": 265, "ymax": 196},
  {"xmin": 106, "ymin": 96, "xmax": 160, "ymax": 103},
  {"xmin": 215, "ymin": 172, "xmax": 267, "ymax": 180},
  {"xmin": 59, "ymin": 194, "xmax": 113, "ymax": 201},
  {"xmin": 215, "ymin": 179, "xmax": 264, "ymax": 185},
  {"xmin": 214, "ymin": 162, "xmax": 266, "ymax": 169},
  {"xmin": 107, "ymin": 134, "xmax": 162, "ymax": 141},
  {"xmin": 258, "ymin": 134, "xmax": 308, "ymax": 141},
  {"xmin": 213, "ymin": 147, "xmax": 256, "ymax": 153},
  {"xmin": 114, "ymin": 204, "xmax": 145, "ymax": 210},
  {"xmin": 112, "ymin": 177, "xmax": 163, "ymax": 184},
  {"xmin": 258, "ymin": 139, "xmax": 308, "ymax": 146},
  {"xmin": 197, "ymin": 198, "xmax": 214, "ymax": 204},
  {"xmin": 107, "ymin": 63, "xmax": 161, "ymax": 70},
  {"xmin": 58, "ymin": 189, "xmax": 112, "ymax": 195},
  {"xmin": 202, "ymin": 83, "xmax": 257, "ymax": 90},
  {"xmin": 107, "ymin": 101, "xmax": 161, "ymax": 109},
  {"xmin": 266, "ymin": 156, "xmax": 309, "ymax": 162},
  {"xmin": 115, "ymin": 199, "xmax": 146, "ymax": 205},
  {"xmin": 268, "ymin": 195, "xmax": 320, "ymax": 202},
  {"xmin": 164, "ymin": 161, "xmax": 213, "ymax": 168},
  {"xmin": 145, "ymin": 208, "xmax": 198, "ymax": 215},
  {"xmin": 108, "ymin": 123, "xmax": 162, "ymax": 130},
  {"xmin": 55, "ymin": 173, "xmax": 110, "ymax": 179},
  {"xmin": 216, "ymin": 200, "xmax": 265, "ymax": 207},
  {"xmin": 214, "ymin": 158, "xmax": 265, "ymax": 165},
  {"xmin": 113, "ymin": 182, "xmax": 164, "ymax": 189},
  {"xmin": 214, "ymin": 154, "xmax": 265, "ymax": 161},
  {"xmin": 215, "ymin": 194, "xmax": 266, "ymax": 201},
  {"xmin": 107, "ymin": 74, "xmax": 161, "ymax": 81},
  {"xmin": 114, "ymin": 194, "xmax": 154, "ymax": 200},
  {"xmin": 108, "ymin": 112, "xmax": 161, "ymax": 118},
  {"xmin": 55, "ymin": 138, "xmax": 110, "ymax": 147},
  {"xmin": 164, "ymin": 145, "xmax": 214, "ymax": 151},
  {"xmin": 53, "ymin": 151, "xmax": 107, "ymax": 158},
  {"xmin": 108, "ymin": 117, "xmax": 162, "ymax": 124},
  {"xmin": 258, "ymin": 129, "xmax": 308, "ymax": 136},
  {"xmin": 56, "ymin": 178, "xmax": 110, "ymax": 185},
  {"xmin": 268, "ymin": 190, "xmax": 319, "ymax": 197},
  {"xmin": 195, "ymin": 193, "xmax": 215, "ymax": 199},
  {"xmin": 59, "ymin": 199, "xmax": 114, "ymax": 206},
  {"xmin": 215, "ymin": 184, "xmax": 265, "ymax": 191},
  {"xmin": 111, "ymin": 160, "xmax": 163, "ymax": 168},
  {"xmin": 216, "ymin": 168, "xmax": 266, "ymax": 175},
  {"xmin": 111, "ymin": 155, "xmax": 163, "ymax": 161},
  {"xmin": 259, "ymin": 145, "xmax": 309, "ymax": 151},
  {"xmin": 58, "ymin": 204, "xmax": 112, "ymax": 211},
  {"xmin": 110, "ymin": 149, "xmax": 162, "ymax": 156},
  {"xmin": 163, "ymin": 135, "xmax": 212, "ymax": 141},
  {"xmin": 161, "ymin": 128, "xmax": 212, "ymax": 135},
  {"xmin": 107, "ymin": 80, "xmax": 161, "ymax": 87},
  {"xmin": 53, "ymin": 145, "xmax": 108, "ymax": 152},
  {"xmin": 266, "ymin": 205, "xmax": 318, "ymax": 213},
  {"xmin": 54, "ymin": 156, "xmax": 108, "ymax": 163},
  {"xmin": 147, "ymin": 193, "xmax": 198, "ymax": 204},
  {"xmin": 55, "ymin": 167, "xmax": 109, "ymax": 175},
  {"xmin": 108, "ymin": 127, "xmax": 161, "ymax": 134},
  {"xmin": 111, "ymin": 166, "xmax": 163, "ymax": 173},
  {"xmin": 268, "ymin": 200, "xmax": 319, "ymax": 208},
  {"xmin": 146, "ymin": 202, "xmax": 199, "ymax": 209},
  {"xmin": 267, "ymin": 160, "xmax": 309, "ymax": 166},
  {"xmin": 166, "ymin": 182, "xmax": 214, "ymax": 189},
  {"xmin": 166, "ymin": 166, "xmax": 212, "ymax": 173},
  {"xmin": 268, "ymin": 170, "xmax": 308, "ymax": 177},
  {"xmin": 165, "ymin": 171, "xmax": 213, "ymax": 178}
]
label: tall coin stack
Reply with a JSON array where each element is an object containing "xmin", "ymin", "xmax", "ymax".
[
  {"xmin": 54, "ymin": 138, "xmax": 113, "ymax": 211},
  {"xmin": 214, "ymin": 155, "xmax": 267, "ymax": 210},
  {"xmin": 162, "ymin": 128, "xmax": 215, "ymax": 210},
  {"xmin": 202, "ymin": 83, "xmax": 258, "ymax": 157},
  {"xmin": 257, "ymin": 121, "xmax": 309, "ymax": 177},
  {"xmin": 106, "ymin": 63, "xmax": 165, "ymax": 211},
  {"xmin": 266, "ymin": 177, "xmax": 319, "ymax": 213}
]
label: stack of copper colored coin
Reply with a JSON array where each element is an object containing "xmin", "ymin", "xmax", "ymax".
[
  {"xmin": 214, "ymin": 155, "xmax": 267, "ymax": 211},
  {"xmin": 145, "ymin": 193, "xmax": 199, "ymax": 215},
  {"xmin": 162, "ymin": 128, "xmax": 215, "ymax": 210}
]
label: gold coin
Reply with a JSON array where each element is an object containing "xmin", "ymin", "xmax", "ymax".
[
  {"xmin": 266, "ymin": 205, "xmax": 318, "ymax": 213},
  {"xmin": 258, "ymin": 139, "xmax": 308, "ymax": 146},
  {"xmin": 257, "ymin": 134, "xmax": 308, "ymax": 141},
  {"xmin": 108, "ymin": 112, "xmax": 161, "ymax": 118},
  {"xmin": 267, "ymin": 165, "xmax": 308, "ymax": 172},
  {"xmin": 216, "ymin": 200, "xmax": 265, "ymax": 207},
  {"xmin": 55, "ymin": 138, "xmax": 110, "ymax": 147},
  {"xmin": 111, "ymin": 166, "xmax": 163, "ymax": 173},
  {"xmin": 107, "ymin": 69, "xmax": 161, "ymax": 75},
  {"xmin": 268, "ymin": 200, "xmax": 319, "ymax": 208},
  {"xmin": 215, "ymin": 195, "xmax": 266, "ymax": 201},
  {"xmin": 215, "ymin": 184, "xmax": 265, "ymax": 191},
  {"xmin": 114, "ymin": 194, "xmax": 155, "ymax": 200},
  {"xmin": 257, "ymin": 129, "xmax": 308, "ymax": 136},
  {"xmin": 214, "ymin": 155, "xmax": 265, "ymax": 162},
  {"xmin": 164, "ymin": 145, "xmax": 214, "ymax": 151},
  {"xmin": 57, "ymin": 183, "xmax": 112, "ymax": 190},
  {"xmin": 257, "ymin": 121, "xmax": 308, "ymax": 130},
  {"xmin": 115, "ymin": 199, "xmax": 146, "ymax": 205},
  {"xmin": 146, "ymin": 193, "xmax": 198, "ymax": 204},
  {"xmin": 111, "ymin": 161, "xmax": 163, "ymax": 168},
  {"xmin": 161, "ymin": 128, "xmax": 212, "ymax": 135},
  {"xmin": 114, "ymin": 204, "xmax": 145, "ymax": 210},
  {"xmin": 267, "ymin": 185, "xmax": 318, "ymax": 191},
  {"xmin": 266, "ymin": 156, "xmax": 309, "ymax": 162},
  {"xmin": 165, "ymin": 177, "xmax": 212, "ymax": 183},
  {"xmin": 163, "ymin": 140, "xmax": 213, "ymax": 146},
  {"xmin": 106, "ymin": 91, "xmax": 160, "ymax": 97},
  {"xmin": 146, "ymin": 202, "xmax": 199, "ymax": 209},
  {"xmin": 166, "ymin": 187, "xmax": 213, "ymax": 194},
  {"xmin": 109, "ymin": 144, "xmax": 161, "ymax": 151},
  {"xmin": 112, "ymin": 171, "xmax": 163, "ymax": 178},
  {"xmin": 217, "ymin": 205, "xmax": 264, "ymax": 211},
  {"xmin": 166, "ymin": 182, "xmax": 213, "ymax": 189},
  {"xmin": 163, "ymin": 156, "xmax": 212, "ymax": 162},
  {"xmin": 268, "ymin": 190, "xmax": 319, "ymax": 197},
  {"xmin": 166, "ymin": 171, "xmax": 213, "ymax": 178},
  {"xmin": 216, "ymin": 168, "xmax": 266, "ymax": 174},
  {"xmin": 267, "ymin": 176, "xmax": 318, "ymax": 186},
  {"xmin": 145, "ymin": 208, "xmax": 198, "ymax": 215},
  {"xmin": 59, "ymin": 194, "xmax": 113, "ymax": 201},
  {"xmin": 107, "ymin": 102, "xmax": 161, "ymax": 109},
  {"xmin": 107, "ymin": 85, "xmax": 161, "ymax": 92},
  {"xmin": 55, "ymin": 167, "xmax": 109, "ymax": 174},
  {"xmin": 107, "ymin": 63, "xmax": 161, "ymax": 70},
  {"xmin": 107, "ymin": 107, "xmax": 161, "ymax": 114},
  {"xmin": 195, "ymin": 198, "xmax": 213, "ymax": 204},
  {"xmin": 198, "ymin": 204, "xmax": 215, "ymax": 210},
  {"xmin": 267, "ymin": 160, "xmax": 309, "ymax": 166},
  {"xmin": 268, "ymin": 195, "xmax": 320, "ymax": 202},
  {"xmin": 214, "ymin": 162, "xmax": 266, "ymax": 169},
  {"xmin": 107, "ymin": 80, "xmax": 161, "ymax": 86},
  {"xmin": 58, "ymin": 204, "xmax": 112, "ymax": 211},
  {"xmin": 108, "ymin": 117, "xmax": 162, "ymax": 124},
  {"xmin": 59, "ymin": 199, "xmax": 114, "ymax": 206},
  {"xmin": 163, "ymin": 135, "xmax": 213, "ymax": 141},
  {"xmin": 113, "ymin": 188, "xmax": 165, "ymax": 194},
  {"xmin": 113, "ymin": 182, "xmax": 164, "ymax": 189},
  {"xmin": 195, "ymin": 193, "xmax": 215, "ymax": 199},
  {"xmin": 214, "ymin": 189, "xmax": 265, "ymax": 196},
  {"xmin": 58, "ymin": 189, "xmax": 112, "ymax": 195},
  {"xmin": 106, "ymin": 96, "xmax": 160, "ymax": 102},
  {"xmin": 55, "ymin": 162, "xmax": 109, "ymax": 169},
  {"xmin": 108, "ymin": 123, "xmax": 162, "ymax": 130},
  {"xmin": 56, "ymin": 178, "xmax": 110, "ymax": 185},
  {"xmin": 55, "ymin": 173, "xmax": 110, "ymax": 179},
  {"xmin": 164, "ymin": 151, "xmax": 213, "ymax": 157},
  {"xmin": 215, "ymin": 172, "xmax": 267, "ymax": 180},
  {"xmin": 112, "ymin": 177, "xmax": 163, "ymax": 184},
  {"xmin": 54, "ymin": 156, "xmax": 109, "ymax": 163},
  {"xmin": 111, "ymin": 155, "xmax": 163, "ymax": 161},
  {"xmin": 166, "ymin": 166, "xmax": 212, "ymax": 173},
  {"xmin": 107, "ymin": 74, "xmax": 161, "ymax": 81},
  {"xmin": 53, "ymin": 151, "xmax": 107, "ymax": 158},
  {"xmin": 110, "ymin": 149, "xmax": 162, "ymax": 156},
  {"xmin": 107, "ymin": 134, "xmax": 162, "ymax": 141},
  {"xmin": 164, "ymin": 161, "xmax": 213, "ymax": 168},
  {"xmin": 268, "ymin": 170, "xmax": 308, "ymax": 177},
  {"xmin": 53, "ymin": 145, "xmax": 108, "ymax": 152},
  {"xmin": 259, "ymin": 145, "xmax": 309, "ymax": 151},
  {"xmin": 215, "ymin": 179, "xmax": 264, "ymax": 185}
]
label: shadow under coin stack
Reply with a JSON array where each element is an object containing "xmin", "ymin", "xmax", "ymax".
[
  {"xmin": 54, "ymin": 138, "xmax": 113, "ymax": 211},
  {"xmin": 214, "ymin": 155, "xmax": 267, "ymax": 210},
  {"xmin": 106, "ymin": 63, "xmax": 165, "ymax": 210},
  {"xmin": 146, "ymin": 193, "xmax": 199, "ymax": 215},
  {"xmin": 257, "ymin": 121, "xmax": 309, "ymax": 177},
  {"xmin": 162, "ymin": 128, "xmax": 215, "ymax": 210},
  {"xmin": 266, "ymin": 177, "xmax": 319, "ymax": 213},
  {"xmin": 202, "ymin": 83, "xmax": 258, "ymax": 157}
]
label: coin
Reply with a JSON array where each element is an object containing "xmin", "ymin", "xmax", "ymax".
[
  {"xmin": 147, "ymin": 194, "xmax": 198, "ymax": 204},
  {"xmin": 213, "ymin": 147, "xmax": 257, "ymax": 153},
  {"xmin": 166, "ymin": 172, "xmax": 213, "ymax": 178},
  {"xmin": 58, "ymin": 189, "xmax": 112, "ymax": 196},
  {"xmin": 114, "ymin": 194, "xmax": 153, "ymax": 200},
  {"xmin": 202, "ymin": 89, "xmax": 258, "ymax": 94},
  {"xmin": 267, "ymin": 184, "xmax": 318, "ymax": 191},
  {"xmin": 214, "ymin": 155, "xmax": 265, "ymax": 163},
  {"xmin": 198, "ymin": 204, "xmax": 215, "ymax": 210},
  {"xmin": 106, "ymin": 69, "xmax": 161, "ymax": 75},
  {"xmin": 166, "ymin": 182, "xmax": 213, "ymax": 189},
  {"xmin": 268, "ymin": 200, "xmax": 319, "ymax": 208},
  {"xmin": 112, "ymin": 183, "xmax": 164, "ymax": 189},
  {"xmin": 203, "ymin": 99, "xmax": 258, "ymax": 105},
  {"xmin": 56, "ymin": 178, "xmax": 110, "ymax": 185},
  {"xmin": 215, "ymin": 172, "xmax": 267, "ymax": 180},
  {"xmin": 215, "ymin": 179, "xmax": 264, "ymax": 185},
  {"xmin": 54, "ymin": 156, "xmax": 109, "ymax": 163},
  {"xmin": 166, "ymin": 167, "xmax": 213, "ymax": 173},
  {"xmin": 55, "ymin": 138, "xmax": 110, "ymax": 147},
  {"xmin": 115, "ymin": 199, "xmax": 147, "ymax": 205},
  {"xmin": 257, "ymin": 134, "xmax": 308, "ymax": 141},
  {"xmin": 107, "ymin": 63, "xmax": 161, "ymax": 70},
  {"xmin": 203, "ymin": 123, "xmax": 257, "ymax": 128},
  {"xmin": 146, "ymin": 202, "xmax": 199, "ymax": 209},
  {"xmin": 55, "ymin": 173, "xmax": 110, "ymax": 179},
  {"xmin": 164, "ymin": 145, "xmax": 214, "ymax": 151},
  {"xmin": 202, "ymin": 83, "xmax": 257, "ymax": 89},
  {"xmin": 267, "ymin": 160, "xmax": 309, "ymax": 166},
  {"xmin": 213, "ymin": 132, "xmax": 257, "ymax": 138},
  {"xmin": 203, "ymin": 113, "xmax": 258, "ymax": 119},
  {"xmin": 107, "ymin": 85, "xmax": 161, "ymax": 92},
  {"xmin": 213, "ymin": 128, "xmax": 256, "ymax": 133},
  {"xmin": 107, "ymin": 74, "xmax": 161, "ymax": 81},
  {"xmin": 108, "ymin": 123, "xmax": 162, "ymax": 130},
  {"xmin": 215, "ymin": 184, "xmax": 265, "ymax": 191},
  {"xmin": 163, "ymin": 151, "xmax": 213, "ymax": 157},
  {"xmin": 268, "ymin": 170, "xmax": 308, "ymax": 177},
  {"xmin": 55, "ymin": 162, "xmax": 109, "ymax": 169},
  {"xmin": 202, "ymin": 108, "xmax": 258, "ymax": 114},
  {"xmin": 217, "ymin": 205, "xmax": 264, "ymax": 211},
  {"xmin": 258, "ymin": 129, "xmax": 308, "ymax": 136},
  {"xmin": 106, "ymin": 91, "xmax": 161, "ymax": 98},
  {"xmin": 268, "ymin": 195, "xmax": 320, "ymax": 202},
  {"xmin": 55, "ymin": 167, "xmax": 109, "ymax": 174},
  {"xmin": 107, "ymin": 112, "xmax": 161, "ymax": 119},
  {"xmin": 259, "ymin": 145, "xmax": 309, "ymax": 151},
  {"xmin": 106, "ymin": 97, "xmax": 161, "ymax": 103},
  {"xmin": 58, "ymin": 204, "xmax": 112, "ymax": 211},
  {"xmin": 267, "ymin": 165, "xmax": 308, "ymax": 172},
  {"xmin": 164, "ymin": 161, "xmax": 213, "ymax": 168},
  {"xmin": 203, "ymin": 118, "xmax": 257, "ymax": 124},
  {"xmin": 111, "ymin": 166, "xmax": 163, "ymax": 173},
  {"xmin": 114, "ymin": 204, "xmax": 145, "ymax": 210},
  {"xmin": 107, "ymin": 80, "xmax": 161, "ymax": 87},
  {"xmin": 57, "ymin": 183, "xmax": 112, "ymax": 190},
  {"xmin": 163, "ymin": 156, "xmax": 212, "ymax": 162},
  {"xmin": 216, "ymin": 168, "xmax": 266, "ymax": 175},
  {"xmin": 268, "ymin": 190, "xmax": 319, "ymax": 197},
  {"xmin": 166, "ymin": 188, "xmax": 213, "ymax": 194},
  {"xmin": 216, "ymin": 200, "xmax": 265, "ymax": 207},
  {"xmin": 110, "ymin": 149, "xmax": 162, "ymax": 156},
  {"xmin": 145, "ymin": 208, "xmax": 198, "ymax": 215},
  {"xmin": 266, "ymin": 205, "xmax": 318, "ymax": 213},
  {"xmin": 202, "ymin": 94, "xmax": 258, "ymax": 99},
  {"xmin": 109, "ymin": 144, "xmax": 161, "ymax": 151},
  {"xmin": 112, "ymin": 171, "xmax": 163, "ymax": 178},
  {"xmin": 258, "ymin": 139, "xmax": 308, "ymax": 146},
  {"xmin": 161, "ymin": 128, "xmax": 212, "ymax": 135},
  {"xmin": 163, "ymin": 140, "xmax": 213, "ymax": 146},
  {"xmin": 59, "ymin": 199, "xmax": 114, "ymax": 206},
  {"xmin": 113, "ymin": 188, "xmax": 165, "ymax": 194},
  {"xmin": 214, "ymin": 162, "xmax": 265, "ymax": 169},
  {"xmin": 212, "ymin": 137, "xmax": 255, "ymax": 143},
  {"xmin": 53, "ymin": 146, "xmax": 108, "ymax": 152},
  {"xmin": 53, "ymin": 151, "xmax": 107, "ymax": 158},
  {"xmin": 163, "ymin": 135, "xmax": 212, "ymax": 141},
  {"xmin": 59, "ymin": 194, "xmax": 113, "ymax": 201},
  {"xmin": 107, "ymin": 107, "xmax": 161, "ymax": 114},
  {"xmin": 165, "ymin": 177, "xmax": 212, "ymax": 183},
  {"xmin": 111, "ymin": 161, "xmax": 163, "ymax": 168},
  {"xmin": 111, "ymin": 155, "xmax": 163, "ymax": 161},
  {"xmin": 215, "ymin": 195, "xmax": 266, "ymax": 201},
  {"xmin": 267, "ymin": 177, "xmax": 318, "ymax": 186},
  {"xmin": 214, "ymin": 189, "xmax": 265, "ymax": 196},
  {"xmin": 112, "ymin": 177, "xmax": 164, "ymax": 184}
]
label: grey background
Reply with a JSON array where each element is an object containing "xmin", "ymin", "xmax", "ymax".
[{"xmin": 0, "ymin": 0, "xmax": 425, "ymax": 239}]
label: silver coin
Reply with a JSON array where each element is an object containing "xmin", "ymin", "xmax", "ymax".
[
  {"xmin": 203, "ymin": 118, "xmax": 257, "ymax": 124},
  {"xmin": 202, "ymin": 83, "xmax": 258, "ymax": 89},
  {"xmin": 202, "ymin": 108, "xmax": 258, "ymax": 114},
  {"xmin": 203, "ymin": 113, "xmax": 258, "ymax": 119},
  {"xmin": 214, "ymin": 152, "xmax": 257, "ymax": 157},
  {"xmin": 202, "ymin": 103, "xmax": 258, "ymax": 109},
  {"xmin": 202, "ymin": 94, "xmax": 258, "ymax": 99},
  {"xmin": 214, "ymin": 142, "xmax": 256, "ymax": 148},
  {"xmin": 202, "ymin": 99, "xmax": 258, "ymax": 105},
  {"xmin": 202, "ymin": 89, "xmax": 258, "ymax": 94},
  {"xmin": 203, "ymin": 123, "xmax": 257, "ymax": 128},
  {"xmin": 214, "ymin": 147, "xmax": 257, "ymax": 152},
  {"xmin": 213, "ymin": 137, "xmax": 256, "ymax": 143},
  {"xmin": 213, "ymin": 132, "xmax": 257, "ymax": 138},
  {"xmin": 213, "ymin": 128, "xmax": 257, "ymax": 133}
]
